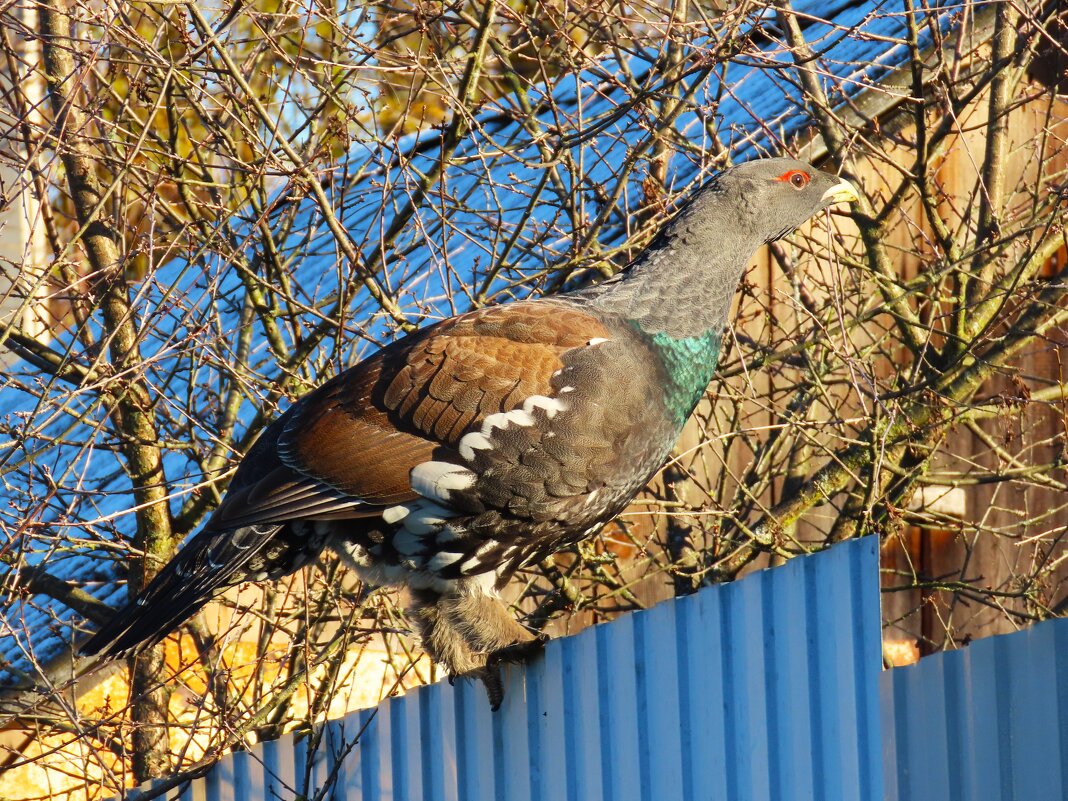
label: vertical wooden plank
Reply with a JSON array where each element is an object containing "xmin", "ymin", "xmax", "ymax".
[
  {"xmin": 731, "ymin": 572, "xmax": 770, "ymax": 801},
  {"xmin": 1007, "ymin": 626, "xmax": 1063, "ymax": 801},
  {"xmin": 293, "ymin": 731, "xmax": 311, "ymax": 799},
  {"xmin": 374, "ymin": 696, "xmax": 395, "ymax": 801},
  {"xmin": 941, "ymin": 649, "xmax": 970, "ymax": 801},
  {"xmin": 494, "ymin": 663, "xmax": 532, "ymax": 801},
  {"xmin": 530, "ymin": 637, "xmax": 569, "ymax": 801},
  {"xmin": 304, "ymin": 721, "xmax": 334, "ymax": 799},
  {"xmin": 880, "ymin": 676, "xmax": 899, "ymax": 801},
  {"xmin": 228, "ymin": 751, "xmax": 252, "ymax": 800},
  {"xmin": 401, "ymin": 690, "xmax": 424, "ymax": 801},
  {"xmin": 356, "ymin": 707, "xmax": 382, "ymax": 801},
  {"xmin": 1056, "ymin": 622, "xmax": 1068, "ymax": 801},
  {"xmin": 884, "ymin": 618, "xmax": 1068, "ymax": 801},
  {"xmin": 808, "ymin": 542, "xmax": 868, "ymax": 801},
  {"xmin": 962, "ymin": 636, "xmax": 1005, "ymax": 801},
  {"xmin": 423, "ymin": 682, "xmax": 458, "ymax": 801},
  {"xmin": 853, "ymin": 538, "xmax": 885, "ymax": 801},
  {"xmin": 205, "ymin": 753, "xmax": 235, "ymax": 801},
  {"xmin": 323, "ymin": 711, "xmax": 368, "ymax": 799},
  {"xmin": 176, "ymin": 775, "xmax": 206, "ymax": 801},
  {"xmin": 262, "ymin": 731, "xmax": 296, "ymax": 801},
  {"xmin": 839, "ymin": 542, "xmax": 873, "ymax": 800}
]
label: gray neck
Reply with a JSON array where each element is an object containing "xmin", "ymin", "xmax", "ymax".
[{"xmin": 573, "ymin": 192, "xmax": 763, "ymax": 338}]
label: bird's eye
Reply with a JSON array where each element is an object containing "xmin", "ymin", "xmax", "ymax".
[{"xmin": 781, "ymin": 170, "xmax": 810, "ymax": 189}]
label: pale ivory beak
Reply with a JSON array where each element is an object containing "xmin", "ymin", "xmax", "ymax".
[{"xmin": 822, "ymin": 178, "xmax": 860, "ymax": 205}]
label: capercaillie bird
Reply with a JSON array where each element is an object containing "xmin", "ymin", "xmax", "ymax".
[{"xmin": 80, "ymin": 157, "xmax": 858, "ymax": 708}]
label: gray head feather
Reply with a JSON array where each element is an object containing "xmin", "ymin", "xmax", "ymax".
[{"xmin": 577, "ymin": 157, "xmax": 856, "ymax": 337}]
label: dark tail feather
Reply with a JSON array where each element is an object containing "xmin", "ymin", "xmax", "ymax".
[{"xmin": 78, "ymin": 524, "xmax": 283, "ymax": 659}]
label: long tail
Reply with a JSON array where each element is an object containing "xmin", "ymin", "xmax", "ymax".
[{"xmin": 79, "ymin": 524, "xmax": 284, "ymax": 659}]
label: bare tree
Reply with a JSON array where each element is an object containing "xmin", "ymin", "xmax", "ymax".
[{"xmin": 0, "ymin": 0, "xmax": 1065, "ymax": 796}]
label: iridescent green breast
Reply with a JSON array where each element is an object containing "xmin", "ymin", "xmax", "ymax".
[{"xmin": 646, "ymin": 328, "xmax": 723, "ymax": 427}]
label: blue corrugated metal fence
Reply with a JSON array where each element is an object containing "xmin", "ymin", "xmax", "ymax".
[
  {"xmin": 881, "ymin": 617, "xmax": 1068, "ymax": 801},
  {"xmin": 148, "ymin": 539, "xmax": 882, "ymax": 801},
  {"xmin": 133, "ymin": 539, "xmax": 1068, "ymax": 801}
]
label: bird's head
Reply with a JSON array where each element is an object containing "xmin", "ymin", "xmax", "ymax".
[
  {"xmin": 704, "ymin": 157, "xmax": 859, "ymax": 243},
  {"xmin": 576, "ymin": 155, "xmax": 860, "ymax": 336}
]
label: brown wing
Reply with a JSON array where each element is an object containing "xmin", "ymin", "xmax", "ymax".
[{"xmin": 205, "ymin": 301, "xmax": 610, "ymax": 530}]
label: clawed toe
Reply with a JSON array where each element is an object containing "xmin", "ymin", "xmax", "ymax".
[
  {"xmin": 451, "ymin": 635, "xmax": 549, "ymax": 711},
  {"xmin": 449, "ymin": 662, "xmax": 506, "ymax": 710},
  {"xmin": 475, "ymin": 663, "xmax": 505, "ymax": 711},
  {"xmin": 486, "ymin": 633, "xmax": 550, "ymax": 667}
]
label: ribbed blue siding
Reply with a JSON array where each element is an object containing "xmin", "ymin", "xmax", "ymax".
[
  {"xmin": 151, "ymin": 538, "xmax": 882, "ymax": 801},
  {"xmin": 130, "ymin": 538, "xmax": 1068, "ymax": 801},
  {"xmin": 882, "ymin": 617, "xmax": 1068, "ymax": 801}
]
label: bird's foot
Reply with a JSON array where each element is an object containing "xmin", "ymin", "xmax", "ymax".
[
  {"xmin": 449, "ymin": 663, "xmax": 506, "ymax": 710},
  {"xmin": 479, "ymin": 663, "xmax": 505, "ymax": 711},
  {"xmin": 450, "ymin": 635, "xmax": 549, "ymax": 711},
  {"xmin": 485, "ymin": 633, "xmax": 550, "ymax": 667}
]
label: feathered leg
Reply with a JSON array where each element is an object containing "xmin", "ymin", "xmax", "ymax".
[
  {"xmin": 444, "ymin": 588, "xmax": 548, "ymax": 675},
  {"xmin": 409, "ymin": 587, "xmax": 505, "ymax": 706},
  {"xmin": 439, "ymin": 586, "xmax": 537, "ymax": 652},
  {"xmin": 409, "ymin": 589, "xmax": 487, "ymax": 675},
  {"xmin": 410, "ymin": 580, "xmax": 546, "ymax": 709}
]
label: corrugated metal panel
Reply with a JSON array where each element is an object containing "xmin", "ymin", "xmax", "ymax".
[
  {"xmin": 882, "ymin": 617, "xmax": 1068, "ymax": 801},
  {"xmin": 139, "ymin": 538, "xmax": 881, "ymax": 801}
]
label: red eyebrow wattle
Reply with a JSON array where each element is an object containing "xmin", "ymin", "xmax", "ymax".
[{"xmin": 777, "ymin": 169, "xmax": 810, "ymax": 181}]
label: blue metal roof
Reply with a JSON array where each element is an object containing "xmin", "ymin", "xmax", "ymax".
[{"xmin": 0, "ymin": 0, "xmax": 956, "ymax": 685}]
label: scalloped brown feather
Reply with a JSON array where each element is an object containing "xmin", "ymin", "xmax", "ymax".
[{"xmin": 204, "ymin": 300, "xmax": 610, "ymax": 531}]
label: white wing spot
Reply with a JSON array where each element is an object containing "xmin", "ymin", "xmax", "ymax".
[
  {"xmin": 472, "ymin": 571, "xmax": 500, "ymax": 594},
  {"xmin": 402, "ymin": 500, "xmax": 453, "ymax": 535},
  {"xmin": 485, "ymin": 405, "xmax": 536, "ymax": 432},
  {"xmin": 426, "ymin": 551, "xmax": 464, "ymax": 571},
  {"xmin": 385, "ymin": 499, "xmax": 456, "ymax": 544},
  {"xmin": 407, "ymin": 572, "xmax": 455, "ymax": 593},
  {"xmin": 473, "ymin": 540, "xmax": 498, "ymax": 559},
  {"xmin": 481, "ymin": 411, "xmax": 514, "ymax": 433},
  {"xmin": 508, "ymin": 409, "xmax": 535, "ymax": 426},
  {"xmin": 523, "ymin": 394, "xmax": 566, "ymax": 418},
  {"xmin": 459, "ymin": 396, "xmax": 566, "ymax": 461},
  {"xmin": 459, "ymin": 431, "xmax": 493, "ymax": 461},
  {"xmin": 458, "ymin": 556, "xmax": 484, "ymax": 575},
  {"xmin": 382, "ymin": 505, "xmax": 410, "ymax": 525},
  {"xmin": 586, "ymin": 337, "xmax": 609, "ymax": 346},
  {"xmin": 410, "ymin": 461, "xmax": 476, "ymax": 502}
]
